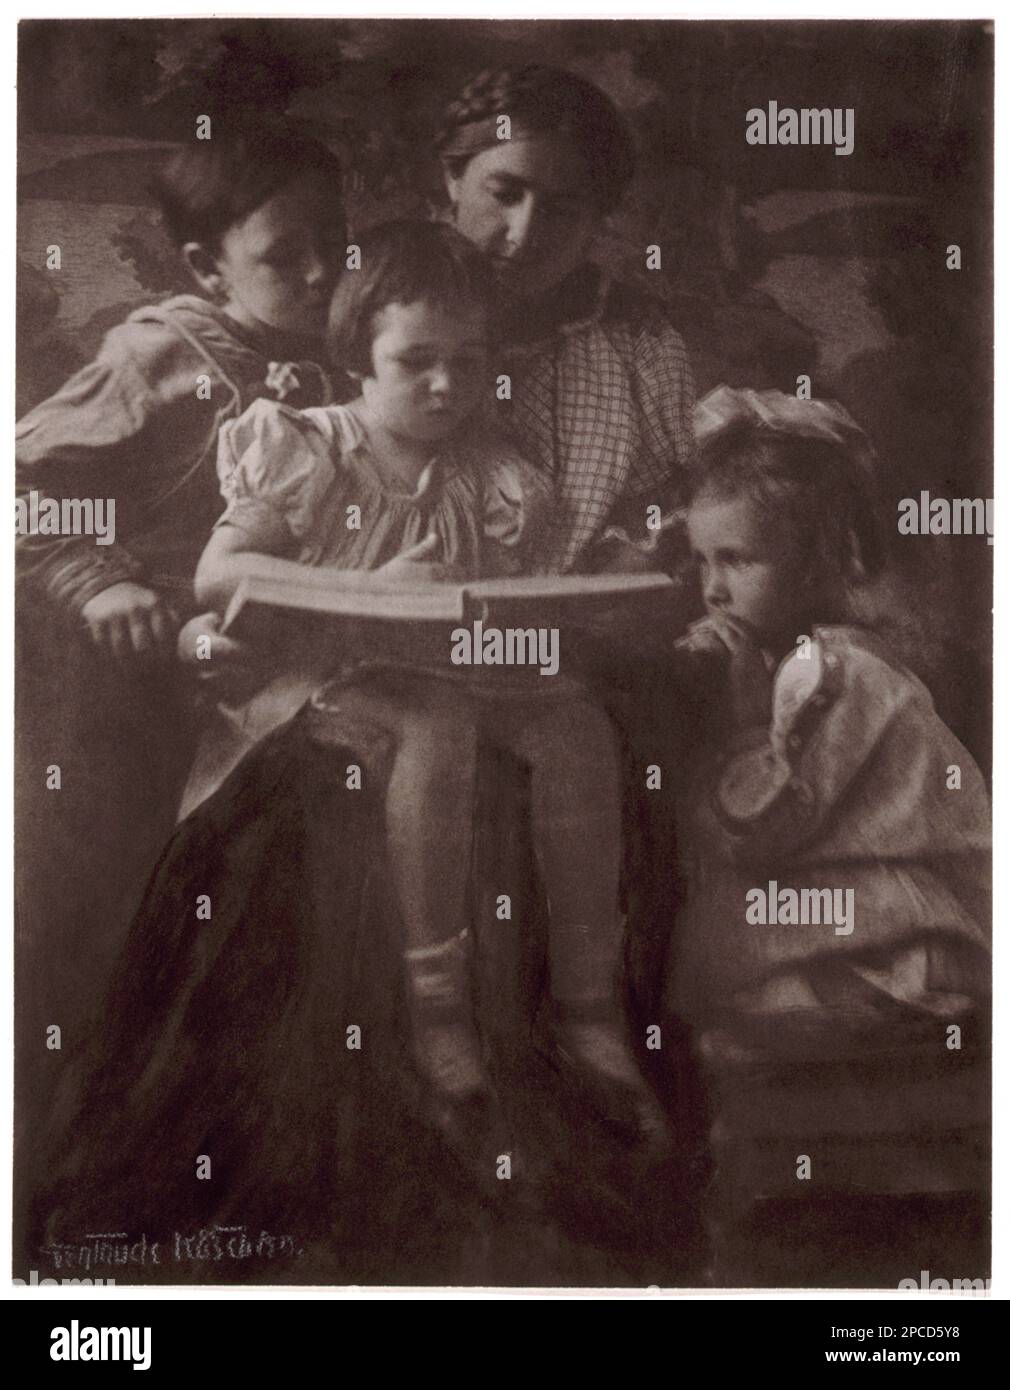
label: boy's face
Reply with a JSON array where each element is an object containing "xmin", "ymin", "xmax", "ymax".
[
  {"xmin": 359, "ymin": 299, "xmax": 488, "ymax": 443},
  {"xmin": 687, "ymin": 493, "xmax": 805, "ymax": 647},
  {"xmin": 212, "ymin": 174, "xmax": 345, "ymax": 340}
]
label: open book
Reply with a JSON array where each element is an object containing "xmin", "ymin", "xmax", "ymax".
[{"xmin": 221, "ymin": 570, "xmax": 678, "ymax": 667}]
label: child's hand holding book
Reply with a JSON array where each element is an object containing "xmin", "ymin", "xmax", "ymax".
[{"xmin": 377, "ymin": 531, "xmax": 466, "ymax": 586}]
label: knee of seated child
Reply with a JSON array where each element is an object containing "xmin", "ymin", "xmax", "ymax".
[
  {"xmin": 520, "ymin": 696, "xmax": 618, "ymax": 765},
  {"xmin": 398, "ymin": 693, "xmax": 478, "ymax": 765}
]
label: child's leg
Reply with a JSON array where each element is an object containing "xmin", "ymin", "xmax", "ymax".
[
  {"xmin": 382, "ymin": 683, "xmax": 477, "ymax": 953},
  {"xmin": 495, "ymin": 695, "xmax": 666, "ymax": 1139},
  {"xmin": 330, "ymin": 677, "xmax": 484, "ymax": 1100},
  {"xmin": 504, "ymin": 697, "xmax": 624, "ymax": 1004}
]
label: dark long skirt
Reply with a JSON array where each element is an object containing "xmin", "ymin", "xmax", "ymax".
[{"xmin": 24, "ymin": 684, "xmax": 708, "ymax": 1287}]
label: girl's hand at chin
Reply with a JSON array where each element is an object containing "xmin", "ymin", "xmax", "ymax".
[
  {"xmin": 678, "ymin": 615, "xmax": 734, "ymax": 659},
  {"xmin": 701, "ymin": 613, "xmax": 776, "ymax": 729}
]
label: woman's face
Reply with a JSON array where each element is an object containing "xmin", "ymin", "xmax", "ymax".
[{"xmin": 445, "ymin": 133, "xmax": 601, "ymax": 299}]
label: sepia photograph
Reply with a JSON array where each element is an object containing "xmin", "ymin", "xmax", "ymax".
[{"xmin": 13, "ymin": 13, "xmax": 993, "ymax": 1292}]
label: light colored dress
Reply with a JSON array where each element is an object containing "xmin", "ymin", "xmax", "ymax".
[
  {"xmin": 667, "ymin": 624, "xmax": 991, "ymax": 1028},
  {"xmin": 179, "ymin": 397, "xmax": 554, "ymax": 817},
  {"xmin": 216, "ymin": 397, "xmax": 550, "ymax": 576}
]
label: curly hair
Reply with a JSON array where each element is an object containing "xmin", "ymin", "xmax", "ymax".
[{"xmin": 436, "ymin": 65, "xmax": 634, "ymax": 214}]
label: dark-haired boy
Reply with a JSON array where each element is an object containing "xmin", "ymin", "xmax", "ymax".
[{"xmin": 15, "ymin": 121, "xmax": 346, "ymax": 1060}]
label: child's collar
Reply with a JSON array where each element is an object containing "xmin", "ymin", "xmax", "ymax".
[
  {"xmin": 342, "ymin": 403, "xmax": 464, "ymax": 498},
  {"xmin": 156, "ymin": 294, "xmax": 328, "ymax": 364},
  {"xmin": 219, "ymin": 311, "xmax": 326, "ymax": 366}
]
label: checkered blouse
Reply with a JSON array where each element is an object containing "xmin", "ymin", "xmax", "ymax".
[{"xmin": 499, "ymin": 271, "xmax": 697, "ymax": 573}]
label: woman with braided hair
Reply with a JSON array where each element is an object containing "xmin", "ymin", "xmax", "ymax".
[{"xmin": 434, "ymin": 64, "xmax": 695, "ymax": 574}]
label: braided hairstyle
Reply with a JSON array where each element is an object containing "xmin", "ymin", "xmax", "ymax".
[{"xmin": 436, "ymin": 65, "xmax": 634, "ymax": 214}]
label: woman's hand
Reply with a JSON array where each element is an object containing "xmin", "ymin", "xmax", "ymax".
[
  {"xmin": 592, "ymin": 539, "xmax": 656, "ymax": 575},
  {"xmin": 378, "ymin": 532, "xmax": 462, "ymax": 584},
  {"xmin": 80, "ymin": 581, "xmax": 178, "ymax": 664}
]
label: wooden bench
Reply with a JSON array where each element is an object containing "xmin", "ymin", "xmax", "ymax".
[{"xmin": 692, "ymin": 1009, "xmax": 990, "ymax": 1287}]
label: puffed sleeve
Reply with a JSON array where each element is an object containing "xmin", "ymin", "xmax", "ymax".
[
  {"xmin": 479, "ymin": 441, "xmax": 554, "ymax": 573},
  {"xmin": 215, "ymin": 399, "xmax": 340, "ymax": 553},
  {"xmin": 708, "ymin": 636, "xmax": 917, "ymax": 862}
]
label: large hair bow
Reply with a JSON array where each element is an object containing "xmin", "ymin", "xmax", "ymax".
[{"xmin": 694, "ymin": 385, "xmax": 874, "ymax": 473}]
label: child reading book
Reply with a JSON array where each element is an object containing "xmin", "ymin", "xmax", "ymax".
[{"xmin": 193, "ymin": 219, "xmax": 668, "ymax": 1156}]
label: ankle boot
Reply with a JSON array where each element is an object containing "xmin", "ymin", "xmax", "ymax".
[
  {"xmin": 538, "ymin": 996, "xmax": 671, "ymax": 1150},
  {"xmin": 403, "ymin": 931, "xmax": 510, "ymax": 1180},
  {"xmin": 403, "ymin": 929, "xmax": 488, "ymax": 1099}
]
